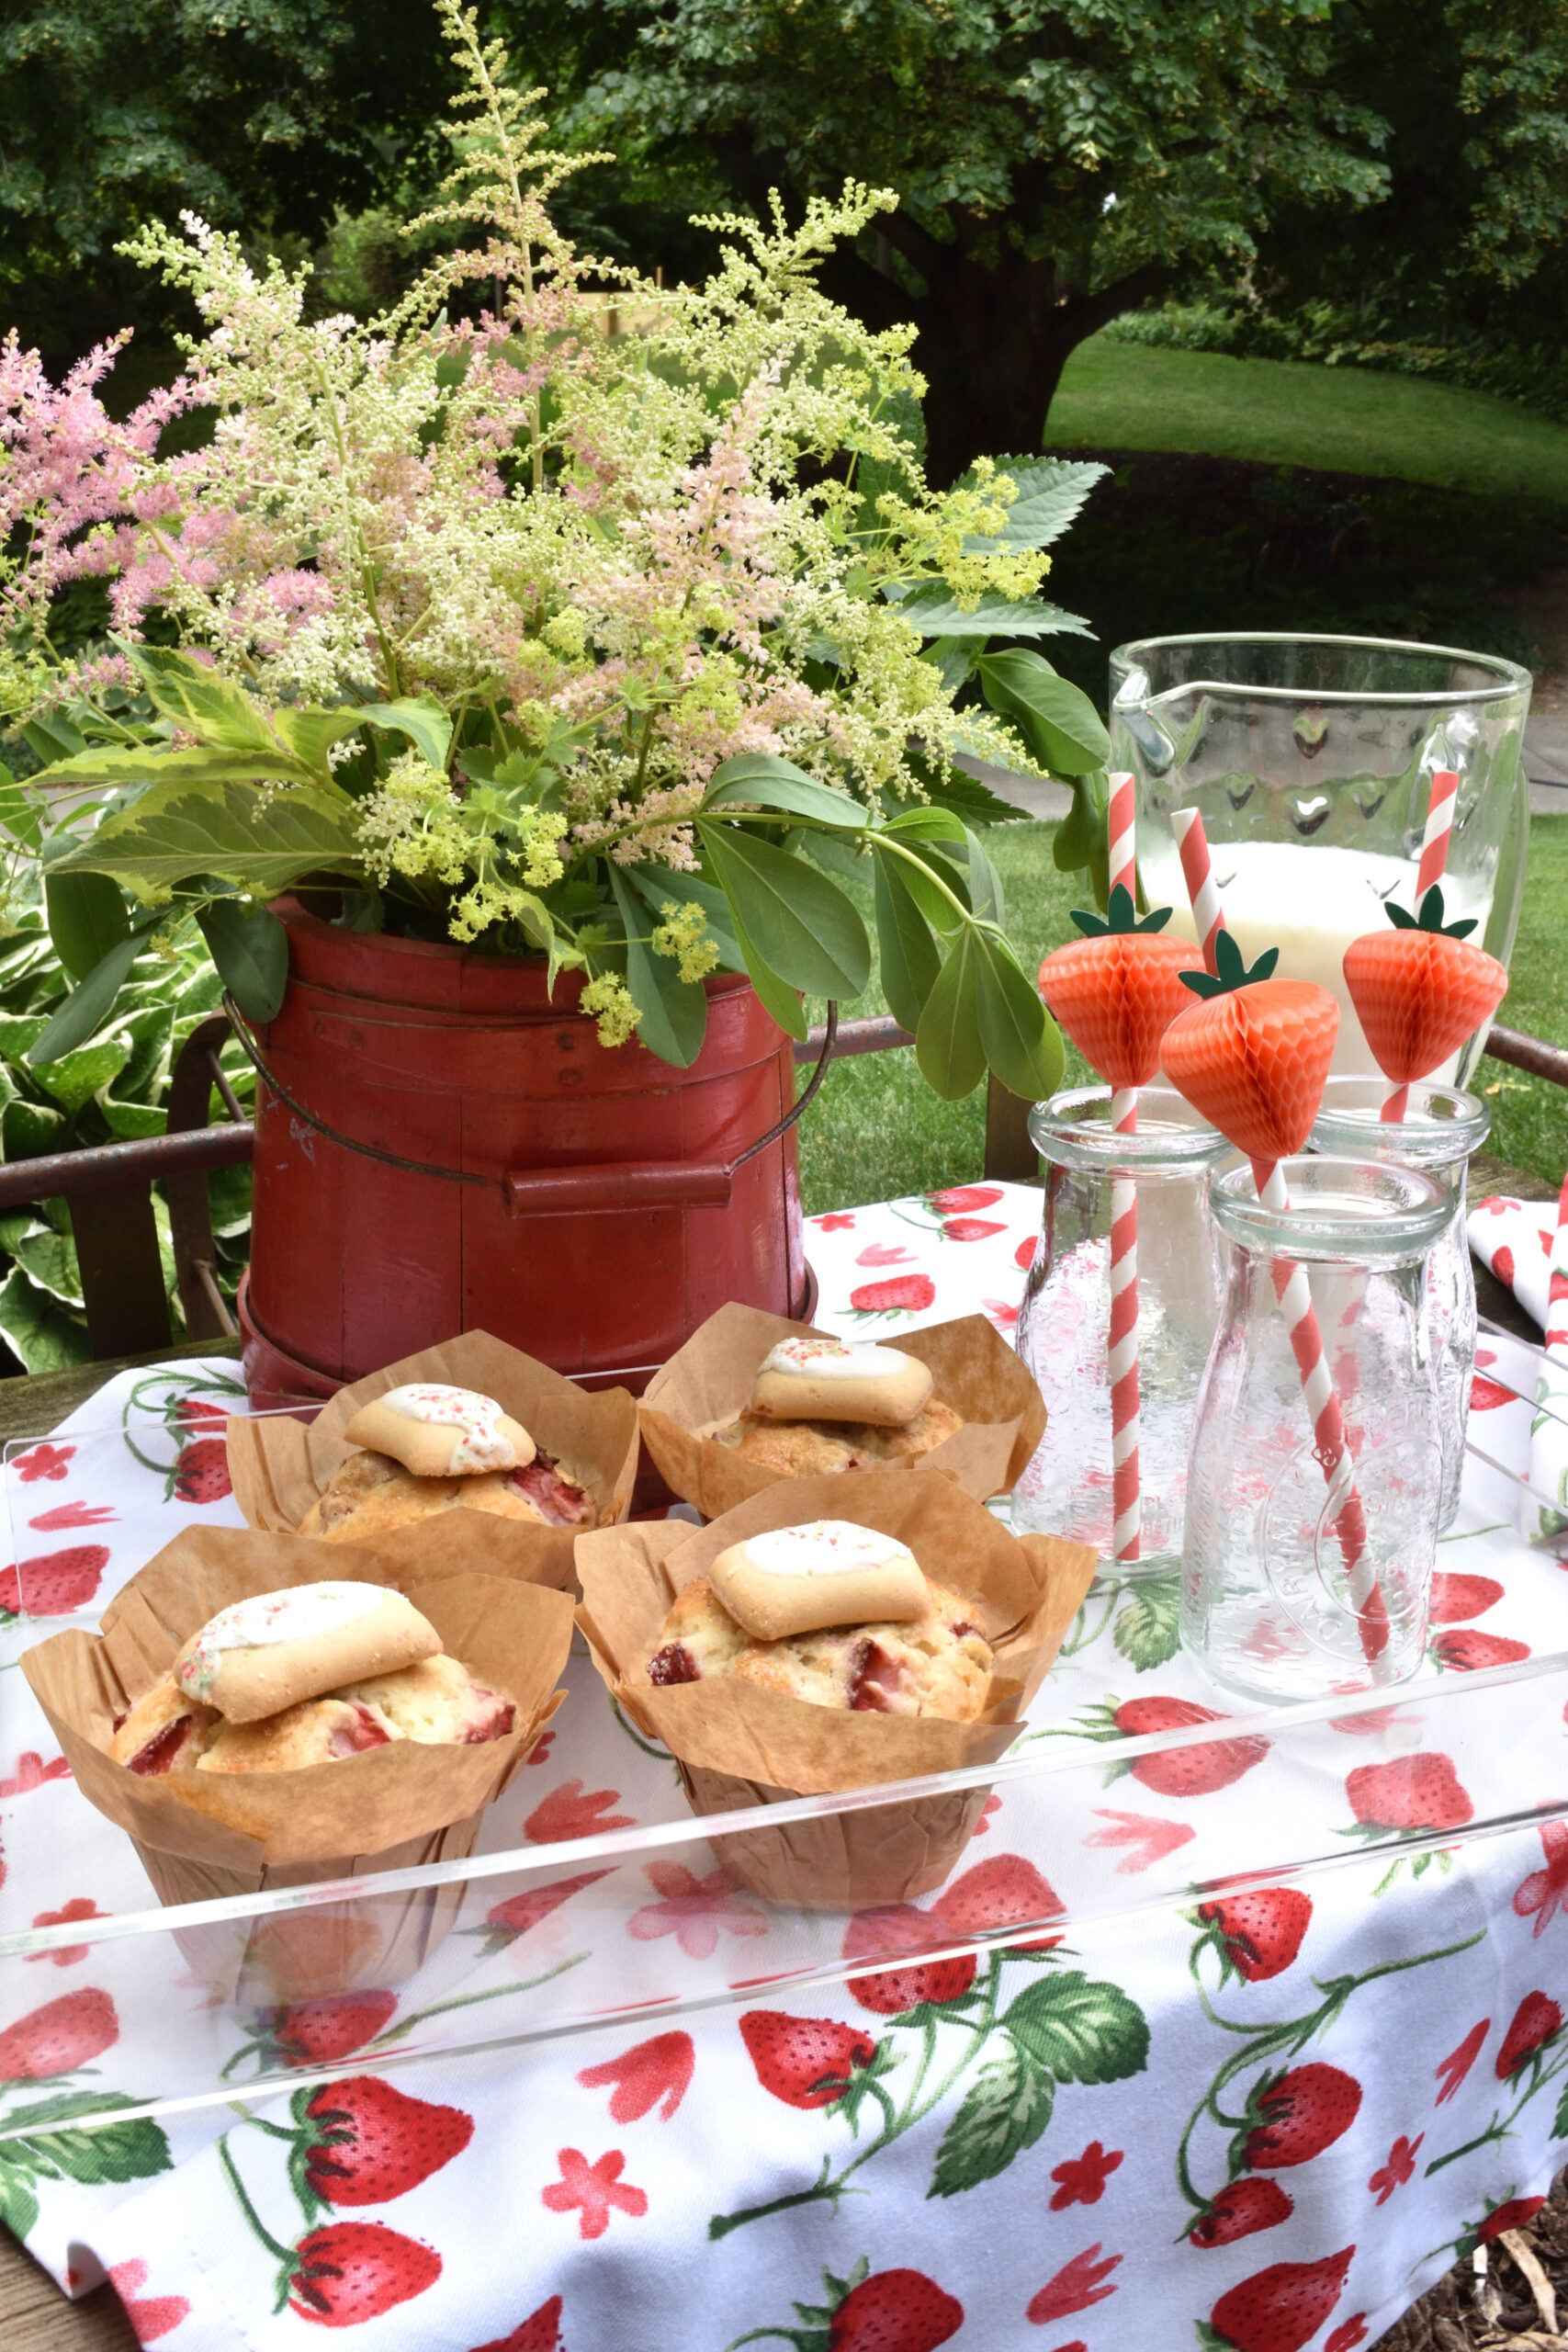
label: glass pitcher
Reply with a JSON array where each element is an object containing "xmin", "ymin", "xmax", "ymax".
[
  {"xmin": 1310, "ymin": 1079, "xmax": 1490, "ymax": 1533},
  {"xmin": 1108, "ymin": 633, "xmax": 1530, "ymax": 1082},
  {"xmin": 1014, "ymin": 1086, "xmax": 1230, "ymax": 1570},
  {"xmin": 1182, "ymin": 1157, "xmax": 1456, "ymax": 1704}
]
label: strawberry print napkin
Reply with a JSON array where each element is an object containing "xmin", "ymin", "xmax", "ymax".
[{"xmin": 1470, "ymin": 1188, "xmax": 1568, "ymax": 1542}]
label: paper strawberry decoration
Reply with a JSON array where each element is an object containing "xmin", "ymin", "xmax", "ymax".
[
  {"xmin": 1160, "ymin": 932, "xmax": 1339, "ymax": 1163},
  {"xmin": 1038, "ymin": 885, "xmax": 1195, "ymax": 1091},
  {"xmin": 1341, "ymin": 884, "xmax": 1506, "ymax": 1084}
]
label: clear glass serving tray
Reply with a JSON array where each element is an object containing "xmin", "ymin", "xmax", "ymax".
[{"xmin": 0, "ymin": 1341, "xmax": 1560, "ymax": 2133}]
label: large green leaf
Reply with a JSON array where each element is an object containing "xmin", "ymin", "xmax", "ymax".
[
  {"xmin": 893, "ymin": 586, "xmax": 1092, "ymax": 639},
  {"xmin": 699, "ymin": 823, "xmax": 871, "ymax": 1000},
  {"xmin": 196, "ymin": 901, "xmax": 289, "ymax": 1022},
  {"xmin": 52, "ymin": 776, "xmax": 364, "ymax": 900},
  {"xmin": 272, "ymin": 707, "xmax": 367, "ymax": 778},
  {"xmin": 929, "ymin": 2037, "xmax": 1055, "ymax": 2199},
  {"xmin": 873, "ymin": 854, "xmax": 942, "ymax": 1035},
  {"xmin": 29, "ymin": 1036, "xmax": 132, "ymax": 1119},
  {"xmin": 627, "ymin": 869, "xmax": 746, "ymax": 974},
  {"xmin": 919, "ymin": 764, "xmax": 1035, "ymax": 827},
  {"xmin": 357, "ymin": 698, "xmax": 454, "ymax": 772},
  {"xmin": 609, "ymin": 868, "xmax": 708, "ymax": 1068},
  {"xmin": 121, "ymin": 645, "xmax": 280, "ymax": 757},
  {"xmin": 973, "ymin": 935, "xmax": 1064, "ymax": 1102},
  {"xmin": 0, "ymin": 767, "xmax": 42, "ymax": 852},
  {"xmin": 916, "ymin": 928, "xmax": 987, "ymax": 1101},
  {"xmin": 44, "ymin": 872, "xmax": 130, "ymax": 981},
  {"xmin": 1, "ymin": 1098, "xmax": 66, "ymax": 1159},
  {"xmin": 26, "ymin": 934, "xmax": 144, "ymax": 1067},
  {"xmin": 704, "ymin": 755, "xmax": 864, "ymax": 829},
  {"xmin": 0, "ymin": 2093, "xmax": 173, "ymax": 2186},
  {"xmin": 1003, "ymin": 1973, "xmax": 1150, "ymax": 2086},
  {"xmin": 39, "ymin": 745, "xmax": 313, "ymax": 792},
  {"xmin": 0, "ymin": 1267, "xmax": 90, "ymax": 1374},
  {"xmin": 977, "ymin": 650, "xmax": 1110, "ymax": 775},
  {"xmin": 960, "ymin": 456, "xmax": 1109, "ymax": 553},
  {"xmin": 931, "ymin": 832, "xmax": 1003, "ymax": 925},
  {"xmin": 870, "ymin": 836, "xmax": 967, "ymax": 936},
  {"xmin": 1112, "ymin": 1574, "xmax": 1181, "ymax": 1670},
  {"xmin": 1054, "ymin": 770, "xmax": 1111, "ymax": 907},
  {"xmin": 12, "ymin": 1223, "xmax": 84, "ymax": 1308},
  {"xmin": 725, "ymin": 898, "xmax": 807, "ymax": 1041}
]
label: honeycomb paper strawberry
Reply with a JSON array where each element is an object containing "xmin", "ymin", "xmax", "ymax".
[
  {"xmin": 1160, "ymin": 931, "xmax": 1338, "ymax": 1167},
  {"xmin": 1038, "ymin": 887, "xmax": 1195, "ymax": 1090},
  {"xmin": 1342, "ymin": 883, "xmax": 1507, "ymax": 1087}
]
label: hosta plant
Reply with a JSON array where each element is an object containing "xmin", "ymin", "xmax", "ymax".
[{"xmin": 0, "ymin": 0, "xmax": 1111, "ymax": 1102}]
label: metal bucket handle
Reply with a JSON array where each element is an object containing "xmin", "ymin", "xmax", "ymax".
[{"xmin": 223, "ymin": 995, "xmax": 839, "ymax": 1213}]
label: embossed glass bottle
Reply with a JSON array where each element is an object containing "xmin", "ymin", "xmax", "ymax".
[
  {"xmin": 1310, "ymin": 1079, "xmax": 1490, "ymax": 1532},
  {"xmin": 1013, "ymin": 1086, "xmax": 1229, "ymax": 1569},
  {"xmin": 1182, "ymin": 1157, "xmax": 1455, "ymax": 1704}
]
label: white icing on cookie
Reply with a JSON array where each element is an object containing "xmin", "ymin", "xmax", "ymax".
[
  {"xmin": 744, "ymin": 1521, "xmax": 916, "ymax": 1578},
  {"xmin": 177, "ymin": 1582, "xmax": 386, "ymax": 1698},
  {"xmin": 377, "ymin": 1383, "xmax": 513, "ymax": 1473},
  {"xmin": 760, "ymin": 1340, "xmax": 914, "ymax": 1384}
]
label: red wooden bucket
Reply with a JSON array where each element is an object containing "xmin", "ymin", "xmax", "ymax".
[{"xmin": 238, "ymin": 899, "xmax": 809, "ymax": 1407}]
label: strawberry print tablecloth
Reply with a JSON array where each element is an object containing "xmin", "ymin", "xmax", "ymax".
[{"xmin": 1, "ymin": 1185, "xmax": 1568, "ymax": 2352}]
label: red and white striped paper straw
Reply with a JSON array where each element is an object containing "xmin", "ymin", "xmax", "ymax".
[
  {"xmin": 1381, "ymin": 767, "xmax": 1460, "ymax": 1125},
  {"xmin": 1107, "ymin": 773, "xmax": 1140, "ymax": 1562},
  {"xmin": 1173, "ymin": 806, "xmax": 1224, "ymax": 977},
  {"xmin": 1171, "ymin": 809, "xmax": 1393, "ymax": 1673}
]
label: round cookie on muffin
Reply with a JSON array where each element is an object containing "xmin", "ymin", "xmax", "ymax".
[
  {"xmin": 298, "ymin": 1383, "xmax": 597, "ymax": 1542},
  {"xmin": 714, "ymin": 1339, "xmax": 962, "ymax": 1476},
  {"xmin": 643, "ymin": 1520, "xmax": 993, "ymax": 1720},
  {"xmin": 109, "ymin": 1580, "xmax": 516, "ymax": 1778}
]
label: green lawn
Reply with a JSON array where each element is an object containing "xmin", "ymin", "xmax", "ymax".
[
  {"xmin": 796, "ymin": 817, "xmax": 1568, "ymax": 1215},
  {"xmin": 1046, "ymin": 339, "xmax": 1568, "ymax": 506}
]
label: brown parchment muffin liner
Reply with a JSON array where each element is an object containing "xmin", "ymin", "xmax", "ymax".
[
  {"xmin": 21, "ymin": 1526, "xmax": 573, "ymax": 1998},
  {"xmin": 575, "ymin": 1471, "xmax": 1095, "ymax": 1907},
  {"xmin": 226, "ymin": 1328, "xmax": 640, "ymax": 1592},
  {"xmin": 637, "ymin": 1302, "xmax": 1047, "ymax": 1520}
]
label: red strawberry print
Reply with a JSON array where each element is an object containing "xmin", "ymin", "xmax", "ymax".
[
  {"xmin": 941, "ymin": 1216, "xmax": 1005, "ymax": 1242},
  {"xmin": 302, "ymin": 2075, "xmax": 473, "ymax": 2206},
  {"xmin": 0, "ymin": 1751, "xmax": 70, "ymax": 1798},
  {"xmin": 971, "ymin": 1793, "xmax": 1002, "ymax": 1837},
  {"xmin": 1470, "ymin": 1370, "xmax": 1516, "ymax": 1409},
  {"xmin": 1428, "ymin": 1572, "xmax": 1504, "ymax": 1623},
  {"xmin": 1207, "ymin": 2246, "xmax": 1354, "ymax": 2352},
  {"xmin": 628, "ymin": 1862, "xmax": 765, "ymax": 1959},
  {"xmin": 1026, "ymin": 2243, "xmax": 1121, "ymax": 2325},
  {"xmin": 856, "ymin": 1243, "xmax": 914, "ymax": 1267},
  {"xmin": 14, "ymin": 1442, "xmax": 73, "ymax": 1482},
  {"xmin": 469, "ymin": 2299, "xmax": 563, "ymax": 2352},
  {"xmin": 265, "ymin": 1991, "xmax": 398, "ymax": 2067},
  {"xmin": 174, "ymin": 1396, "xmax": 229, "ymax": 1428},
  {"xmin": 1015, "ymin": 1236, "xmax": 1036, "ymax": 1270},
  {"xmin": 28, "ymin": 1897, "xmax": 106, "ymax": 1966},
  {"xmin": 525, "ymin": 1730, "xmax": 555, "ymax": 1766},
  {"xmin": 841, "ymin": 1903, "xmax": 977, "ymax": 2015},
  {"xmin": 1087, "ymin": 1810, "xmax": 1196, "ymax": 1872},
  {"xmin": 933, "ymin": 1853, "xmax": 1066, "ymax": 1951},
  {"xmin": 1435, "ymin": 2020, "xmax": 1489, "ymax": 2104},
  {"xmin": 1189, "ymin": 2178, "xmax": 1293, "ymax": 2248},
  {"xmin": 1243, "ymin": 2064, "xmax": 1362, "ymax": 2168},
  {"xmin": 1094, "ymin": 1696, "xmax": 1269, "ymax": 1797},
  {"xmin": 1477, "ymin": 2195, "xmax": 1547, "ymax": 2244},
  {"xmin": 849, "ymin": 1274, "xmax": 936, "ymax": 1317},
  {"xmin": 525, "ymin": 1780, "xmax": 634, "ymax": 1842},
  {"xmin": 172, "ymin": 1436, "xmax": 231, "ymax": 1503},
  {"xmin": 477, "ymin": 1868, "xmax": 611, "ymax": 1953},
  {"xmin": 1344, "ymin": 1752, "xmax": 1472, "ymax": 1833},
  {"xmin": 288, "ymin": 2222, "xmax": 440, "ymax": 2326},
  {"xmin": 739, "ymin": 2013, "xmax": 877, "ymax": 2109},
  {"xmin": 0, "ymin": 1987, "xmax": 117, "ymax": 2077},
  {"xmin": 541, "ymin": 2147, "xmax": 648, "ymax": 2239},
  {"xmin": 1515, "ymin": 1821, "xmax": 1568, "ymax": 1936},
  {"xmin": 1496, "ymin": 1990, "xmax": 1562, "ymax": 2077},
  {"xmin": 1325, "ymin": 2322, "xmax": 1369, "ymax": 2352},
  {"xmin": 106, "ymin": 2258, "xmax": 188, "ymax": 2343},
  {"xmin": 1049, "ymin": 2140, "xmax": 1122, "ymax": 2210},
  {"xmin": 817, "ymin": 1213, "xmax": 856, "ymax": 1231},
  {"xmin": 0, "ymin": 1544, "xmax": 108, "ymax": 1618},
  {"xmin": 1367, "ymin": 2133, "xmax": 1422, "ymax": 2205},
  {"xmin": 28, "ymin": 1500, "xmax": 115, "ymax": 1530},
  {"xmin": 1196, "ymin": 1889, "xmax": 1312, "ymax": 1983},
  {"xmin": 930, "ymin": 1185, "xmax": 1003, "ymax": 1212},
  {"xmin": 1431, "ymin": 1628, "xmax": 1530, "ymax": 1671},
  {"xmin": 577, "ymin": 2030, "xmax": 694, "ymax": 2121},
  {"xmin": 829, "ymin": 2267, "xmax": 964, "ymax": 2349}
]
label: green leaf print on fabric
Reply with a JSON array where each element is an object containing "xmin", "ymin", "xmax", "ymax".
[{"xmin": 929, "ymin": 2038, "xmax": 1054, "ymax": 2198}]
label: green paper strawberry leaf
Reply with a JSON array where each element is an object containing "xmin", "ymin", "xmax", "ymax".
[
  {"xmin": 1179, "ymin": 927, "xmax": 1280, "ymax": 999},
  {"xmin": 1386, "ymin": 882, "xmax": 1478, "ymax": 939},
  {"xmin": 1070, "ymin": 884, "xmax": 1173, "ymax": 938}
]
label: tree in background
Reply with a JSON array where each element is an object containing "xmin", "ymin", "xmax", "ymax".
[
  {"xmin": 0, "ymin": 0, "xmax": 452, "ymax": 360},
  {"xmin": 562, "ymin": 0, "xmax": 1391, "ymax": 480}
]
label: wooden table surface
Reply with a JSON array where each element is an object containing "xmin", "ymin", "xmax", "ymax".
[{"xmin": 0, "ymin": 1162, "xmax": 1554, "ymax": 2346}]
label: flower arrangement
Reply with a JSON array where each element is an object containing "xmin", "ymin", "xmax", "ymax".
[{"xmin": 0, "ymin": 0, "xmax": 1111, "ymax": 1099}]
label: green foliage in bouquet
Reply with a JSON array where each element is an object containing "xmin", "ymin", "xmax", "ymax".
[{"xmin": 0, "ymin": 1, "xmax": 1111, "ymax": 1103}]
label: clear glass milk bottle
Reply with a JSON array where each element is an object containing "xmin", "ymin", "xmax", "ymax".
[
  {"xmin": 1013, "ymin": 1085, "xmax": 1230, "ymax": 1569},
  {"xmin": 1310, "ymin": 1079, "xmax": 1490, "ymax": 1533},
  {"xmin": 1182, "ymin": 1157, "xmax": 1455, "ymax": 1703}
]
